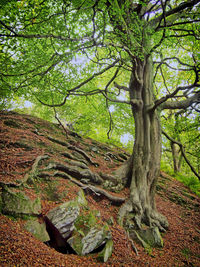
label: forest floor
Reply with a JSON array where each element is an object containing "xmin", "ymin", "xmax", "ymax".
[{"xmin": 0, "ymin": 111, "xmax": 199, "ymax": 267}]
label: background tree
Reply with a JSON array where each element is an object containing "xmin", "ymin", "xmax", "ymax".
[
  {"xmin": 0, "ymin": 0, "xmax": 200, "ymax": 234},
  {"xmin": 162, "ymin": 110, "xmax": 200, "ymax": 176}
]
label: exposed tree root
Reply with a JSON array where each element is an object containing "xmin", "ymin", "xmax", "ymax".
[
  {"xmin": 47, "ymin": 136, "xmax": 69, "ymax": 147},
  {"xmin": 105, "ymin": 152, "xmax": 124, "ymax": 162},
  {"xmin": 98, "ymin": 173, "xmax": 119, "ymax": 186},
  {"xmin": 113, "ymin": 156, "xmax": 133, "ymax": 186},
  {"xmin": 127, "ymin": 231, "xmax": 138, "ymax": 256},
  {"xmin": 46, "ymin": 162, "xmax": 103, "ymax": 184},
  {"xmin": 47, "ymin": 135, "xmax": 98, "ymax": 166},
  {"xmin": 64, "ymin": 158, "xmax": 88, "ymax": 169},
  {"xmin": 67, "ymin": 145, "xmax": 99, "ymax": 166},
  {"xmin": 61, "ymin": 152, "xmax": 88, "ymax": 165},
  {"xmin": 53, "ymin": 171, "xmax": 125, "ymax": 204},
  {"xmin": 0, "ymin": 155, "xmax": 49, "ymax": 188},
  {"xmin": 117, "ymin": 198, "xmax": 169, "ymax": 233},
  {"xmin": 22, "ymin": 155, "xmax": 49, "ymax": 185}
]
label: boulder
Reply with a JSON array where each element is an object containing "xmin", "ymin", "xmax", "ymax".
[
  {"xmin": 46, "ymin": 201, "xmax": 80, "ymax": 239},
  {"xmin": 81, "ymin": 225, "xmax": 111, "ymax": 255},
  {"xmin": 45, "ymin": 190, "xmax": 113, "ymax": 262},
  {"xmin": 2, "ymin": 187, "xmax": 41, "ymax": 216},
  {"xmin": 67, "ymin": 223, "xmax": 112, "ymax": 257},
  {"xmin": 77, "ymin": 189, "xmax": 88, "ymax": 207},
  {"xmin": 25, "ymin": 219, "xmax": 50, "ymax": 242}
]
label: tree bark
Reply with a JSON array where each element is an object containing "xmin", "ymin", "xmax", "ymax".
[
  {"xmin": 171, "ymin": 142, "xmax": 182, "ymax": 173},
  {"xmin": 118, "ymin": 56, "xmax": 168, "ymax": 231}
]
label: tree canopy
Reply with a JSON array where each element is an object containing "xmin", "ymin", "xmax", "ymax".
[
  {"xmin": 1, "ymin": 0, "xmax": 199, "ymax": 173},
  {"xmin": 1, "ymin": 0, "xmax": 199, "ymax": 108}
]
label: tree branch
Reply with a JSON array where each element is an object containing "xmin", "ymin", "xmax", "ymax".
[
  {"xmin": 34, "ymin": 60, "xmax": 120, "ymax": 107},
  {"xmin": 101, "ymin": 91, "xmax": 131, "ymax": 105},
  {"xmin": 151, "ymin": 0, "xmax": 200, "ymax": 28},
  {"xmin": 114, "ymin": 82, "xmax": 129, "ymax": 92},
  {"xmin": 160, "ymin": 91, "xmax": 200, "ymax": 110}
]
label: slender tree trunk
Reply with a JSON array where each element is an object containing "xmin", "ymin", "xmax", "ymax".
[
  {"xmin": 171, "ymin": 142, "xmax": 182, "ymax": 173},
  {"xmin": 118, "ymin": 56, "xmax": 168, "ymax": 231}
]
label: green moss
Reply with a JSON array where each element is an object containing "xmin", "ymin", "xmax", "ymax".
[
  {"xmin": 44, "ymin": 181, "xmax": 67, "ymax": 202},
  {"xmin": 2, "ymin": 188, "xmax": 41, "ymax": 216},
  {"xmin": 168, "ymin": 192, "xmax": 188, "ymax": 207},
  {"xmin": 4, "ymin": 119, "xmax": 21, "ymax": 128}
]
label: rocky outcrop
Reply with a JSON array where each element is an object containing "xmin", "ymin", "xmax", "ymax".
[{"xmin": 41, "ymin": 190, "xmax": 113, "ymax": 261}]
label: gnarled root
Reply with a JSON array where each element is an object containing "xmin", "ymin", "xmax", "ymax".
[{"xmin": 118, "ymin": 198, "xmax": 168, "ymax": 232}]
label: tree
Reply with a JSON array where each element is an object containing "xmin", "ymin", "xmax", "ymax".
[
  {"xmin": 162, "ymin": 110, "xmax": 200, "ymax": 178},
  {"xmin": 0, "ymin": 0, "xmax": 200, "ymax": 234}
]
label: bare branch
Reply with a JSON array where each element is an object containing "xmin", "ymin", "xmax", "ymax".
[
  {"xmin": 154, "ymin": 56, "xmax": 195, "ymax": 69},
  {"xmin": 53, "ymin": 107, "xmax": 69, "ymax": 138}
]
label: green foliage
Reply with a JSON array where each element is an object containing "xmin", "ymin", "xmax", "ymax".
[
  {"xmin": 161, "ymin": 110, "xmax": 200, "ymax": 182},
  {"xmin": 74, "ymin": 208, "xmax": 100, "ymax": 234},
  {"xmin": 161, "ymin": 161, "xmax": 200, "ymax": 197},
  {"xmin": 175, "ymin": 173, "xmax": 200, "ymax": 197}
]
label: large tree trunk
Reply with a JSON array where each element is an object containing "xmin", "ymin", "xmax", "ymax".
[{"xmin": 117, "ymin": 56, "xmax": 168, "ymax": 232}]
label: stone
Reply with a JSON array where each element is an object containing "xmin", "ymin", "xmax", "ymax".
[
  {"xmin": 91, "ymin": 147, "xmax": 99, "ymax": 153},
  {"xmin": 25, "ymin": 219, "xmax": 50, "ymax": 242},
  {"xmin": 45, "ymin": 191, "xmax": 112, "ymax": 262},
  {"xmin": 67, "ymin": 224, "xmax": 111, "ymax": 256},
  {"xmin": 77, "ymin": 189, "xmax": 88, "ymax": 207},
  {"xmin": 2, "ymin": 187, "xmax": 41, "ymax": 216},
  {"xmin": 46, "ymin": 201, "xmax": 80, "ymax": 239},
  {"xmin": 130, "ymin": 227, "xmax": 163, "ymax": 248},
  {"xmin": 81, "ymin": 225, "xmax": 111, "ymax": 255},
  {"xmin": 97, "ymin": 239, "xmax": 113, "ymax": 262},
  {"xmin": 66, "ymin": 207, "xmax": 111, "ymax": 257}
]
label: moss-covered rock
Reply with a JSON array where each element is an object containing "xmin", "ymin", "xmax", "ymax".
[
  {"xmin": 25, "ymin": 219, "xmax": 50, "ymax": 242},
  {"xmin": 46, "ymin": 190, "xmax": 112, "ymax": 262},
  {"xmin": 77, "ymin": 189, "xmax": 88, "ymax": 207},
  {"xmin": 2, "ymin": 187, "xmax": 41, "ymax": 216},
  {"xmin": 81, "ymin": 225, "xmax": 111, "ymax": 255}
]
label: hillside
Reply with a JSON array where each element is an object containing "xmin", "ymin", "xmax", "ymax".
[{"xmin": 0, "ymin": 111, "xmax": 199, "ymax": 266}]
